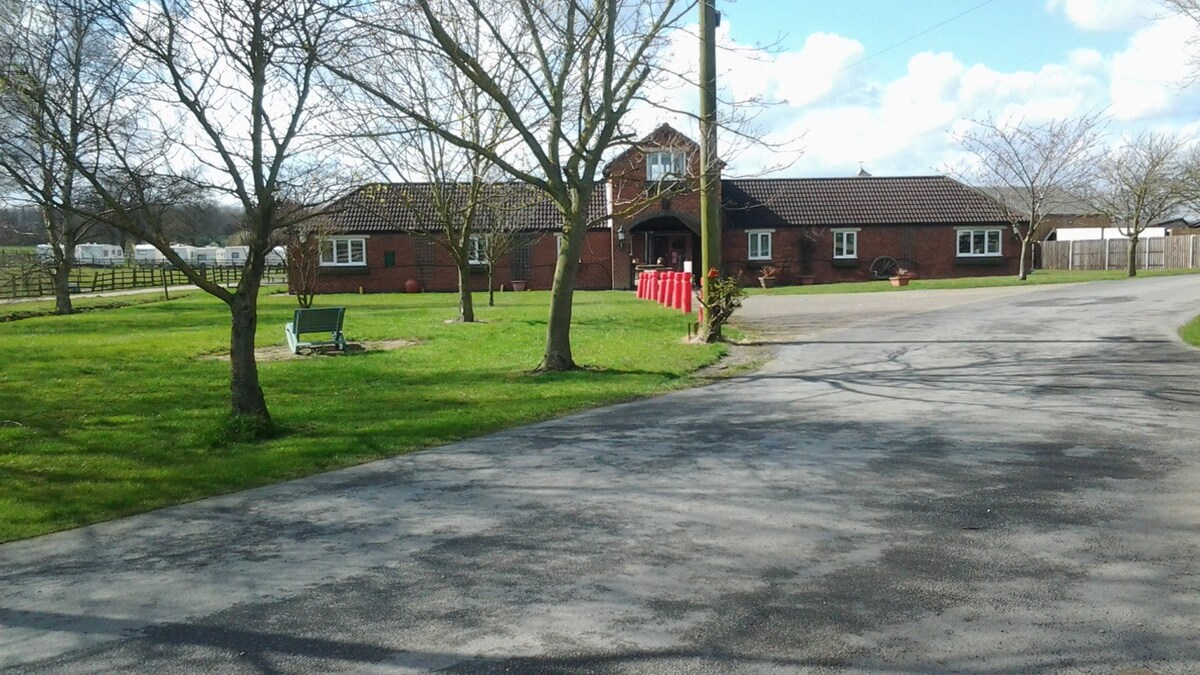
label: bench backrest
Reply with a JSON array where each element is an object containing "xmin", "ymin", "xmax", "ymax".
[{"xmin": 292, "ymin": 306, "xmax": 345, "ymax": 334}]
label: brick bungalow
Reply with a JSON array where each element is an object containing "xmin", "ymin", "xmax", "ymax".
[{"xmin": 310, "ymin": 125, "xmax": 1020, "ymax": 294}]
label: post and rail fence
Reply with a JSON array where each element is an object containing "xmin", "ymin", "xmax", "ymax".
[{"xmin": 0, "ymin": 254, "xmax": 289, "ymax": 301}]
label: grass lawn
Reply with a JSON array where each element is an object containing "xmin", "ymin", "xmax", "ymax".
[
  {"xmin": 1181, "ymin": 315, "xmax": 1200, "ymax": 348},
  {"xmin": 748, "ymin": 268, "xmax": 1200, "ymax": 296},
  {"xmin": 0, "ymin": 290, "xmax": 721, "ymax": 543}
]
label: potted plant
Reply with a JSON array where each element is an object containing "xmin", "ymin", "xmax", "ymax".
[
  {"xmin": 889, "ymin": 267, "xmax": 914, "ymax": 287},
  {"xmin": 758, "ymin": 265, "xmax": 780, "ymax": 288},
  {"xmin": 511, "ymin": 280, "xmax": 527, "ymax": 291}
]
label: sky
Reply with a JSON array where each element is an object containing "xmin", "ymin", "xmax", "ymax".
[{"xmin": 632, "ymin": 0, "xmax": 1200, "ymax": 178}]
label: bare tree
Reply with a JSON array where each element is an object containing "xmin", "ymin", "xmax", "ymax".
[
  {"xmin": 1088, "ymin": 132, "xmax": 1191, "ymax": 277},
  {"xmin": 340, "ymin": 39, "xmax": 517, "ymax": 323},
  {"xmin": 477, "ymin": 184, "xmax": 542, "ymax": 307},
  {"xmin": 0, "ymin": 0, "xmax": 116, "ymax": 314},
  {"xmin": 328, "ymin": 0, "xmax": 695, "ymax": 371},
  {"xmin": 955, "ymin": 113, "xmax": 1106, "ymax": 280},
  {"xmin": 59, "ymin": 0, "xmax": 350, "ymax": 430},
  {"xmin": 279, "ymin": 216, "xmax": 340, "ymax": 308}
]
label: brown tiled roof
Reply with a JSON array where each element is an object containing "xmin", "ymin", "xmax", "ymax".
[
  {"xmin": 722, "ymin": 176, "xmax": 1012, "ymax": 228},
  {"xmin": 324, "ymin": 182, "xmax": 610, "ymax": 233}
]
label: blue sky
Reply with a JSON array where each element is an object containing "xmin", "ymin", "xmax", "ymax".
[
  {"xmin": 726, "ymin": 1, "xmax": 1133, "ymax": 80},
  {"xmin": 633, "ymin": 0, "xmax": 1199, "ymax": 178}
]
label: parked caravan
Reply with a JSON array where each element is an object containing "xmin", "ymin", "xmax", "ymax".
[
  {"xmin": 265, "ymin": 246, "xmax": 287, "ymax": 264},
  {"xmin": 74, "ymin": 243, "xmax": 125, "ymax": 266},
  {"xmin": 219, "ymin": 246, "xmax": 249, "ymax": 266},
  {"xmin": 134, "ymin": 244, "xmax": 166, "ymax": 265},
  {"xmin": 169, "ymin": 244, "xmax": 196, "ymax": 265},
  {"xmin": 192, "ymin": 246, "xmax": 222, "ymax": 265}
]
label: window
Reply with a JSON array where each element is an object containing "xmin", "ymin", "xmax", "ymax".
[
  {"xmin": 834, "ymin": 230, "xmax": 858, "ymax": 258},
  {"xmin": 646, "ymin": 150, "xmax": 688, "ymax": 182},
  {"xmin": 468, "ymin": 235, "xmax": 486, "ymax": 265},
  {"xmin": 957, "ymin": 229, "xmax": 1003, "ymax": 257},
  {"xmin": 748, "ymin": 231, "xmax": 772, "ymax": 260},
  {"xmin": 319, "ymin": 237, "xmax": 366, "ymax": 266}
]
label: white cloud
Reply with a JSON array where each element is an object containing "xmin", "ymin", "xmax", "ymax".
[
  {"xmin": 1046, "ymin": 0, "xmax": 1158, "ymax": 31},
  {"xmin": 1109, "ymin": 15, "xmax": 1197, "ymax": 119},
  {"xmin": 633, "ymin": 12, "xmax": 1200, "ymax": 180}
]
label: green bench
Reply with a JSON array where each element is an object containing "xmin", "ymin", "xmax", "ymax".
[{"xmin": 285, "ymin": 306, "xmax": 348, "ymax": 354}]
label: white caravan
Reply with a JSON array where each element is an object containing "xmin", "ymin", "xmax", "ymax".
[{"xmin": 74, "ymin": 243, "xmax": 125, "ymax": 266}]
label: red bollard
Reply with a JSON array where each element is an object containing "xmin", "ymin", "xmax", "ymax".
[
  {"xmin": 666, "ymin": 272, "xmax": 677, "ymax": 309},
  {"xmin": 645, "ymin": 272, "xmax": 655, "ymax": 302},
  {"xmin": 673, "ymin": 272, "xmax": 685, "ymax": 311},
  {"xmin": 682, "ymin": 272, "xmax": 693, "ymax": 313},
  {"xmin": 637, "ymin": 272, "xmax": 644, "ymax": 299},
  {"xmin": 656, "ymin": 271, "xmax": 668, "ymax": 306}
]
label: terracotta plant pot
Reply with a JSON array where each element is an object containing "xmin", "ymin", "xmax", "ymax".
[
  {"xmin": 889, "ymin": 276, "xmax": 910, "ymax": 287},
  {"xmin": 404, "ymin": 279, "xmax": 422, "ymax": 293},
  {"xmin": 758, "ymin": 277, "xmax": 778, "ymax": 288},
  {"xmin": 511, "ymin": 280, "xmax": 527, "ymax": 291}
]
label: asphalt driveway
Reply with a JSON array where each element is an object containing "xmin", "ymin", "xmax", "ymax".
[{"xmin": 3, "ymin": 276, "xmax": 1200, "ymax": 673}]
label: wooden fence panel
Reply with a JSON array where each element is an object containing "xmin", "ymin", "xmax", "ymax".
[{"xmin": 1042, "ymin": 234, "xmax": 1199, "ymax": 271}]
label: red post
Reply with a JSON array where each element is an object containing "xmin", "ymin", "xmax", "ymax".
[
  {"xmin": 674, "ymin": 273, "xmax": 685, "ymax": 311},
  {"xmin": 682, "ymin": 272, "xmax": 693, "ymax": 313},
  {"xmin": 645, "ymin": 272, "xmax": 655, "ymax": 301},
  {"xmin": 657, "ymin": 271, "xmax": 668, "ymax": 305},
  {"xmin": 636, "ymin": 272, "xmax": 644, "ymax": 299}
]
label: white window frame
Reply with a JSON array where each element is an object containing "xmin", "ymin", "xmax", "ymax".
[
  {"xmin": 747, "ymin": 230, "xmax": 773, "ymax": 261},
  {"xmin": 646, "ymin": 150, "xmax": 688, "ymax": 182},
  {"xmin": 319, "ymin": 237, "xmax": 367, "ymax": 266},
  {"xmin": 957, "ymin": 228, "xmax": 1003, "ymax": 257},
  {"xmin": 468, "ymin": 235, "xmax": 487, "ymax": 265},
  {"xmin": 833, "ymin": 229, "xmax": 859, "ymax": 259}
]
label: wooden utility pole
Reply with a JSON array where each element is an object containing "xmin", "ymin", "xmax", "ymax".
[{"xmin": 698, "ymin": 0, "xmax": 721, "ymax": 337}]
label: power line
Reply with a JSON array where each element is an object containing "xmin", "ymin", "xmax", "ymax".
[{"xmin": 833, "ymin": 0, "xmax": 999, "ymax": 76}]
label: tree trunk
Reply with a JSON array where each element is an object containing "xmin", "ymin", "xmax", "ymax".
[
  {"xmin": 487, "ymin": 263, "xmax": 495, "ymax": 308},
  {"xmin": 538, "ymin": 216, "xmax": 584, "ymax": 372},
  {"xmin": 457, "ymin": 261, "xmax": 475, "ymax": 321},
  {"xmin": 1127, "ymin": 236, "xmax": 1138, "ymax": 277},
  {"xmin": 50, "ymin": 261, "xmax": 73, "ymax": 314},
  {"xmin": 228, "ymin": 279, "xmax": 270, "ymax": 424},
  {"xmin": 1017, "ymin": 237, "xmax": 1030, "ymax": 281}
]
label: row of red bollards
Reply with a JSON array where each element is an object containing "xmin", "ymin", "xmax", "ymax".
[{"xmin": 636, "ymin": 270, "xmax": 693, "ymax": 314}]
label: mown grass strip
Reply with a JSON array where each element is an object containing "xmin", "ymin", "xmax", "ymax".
[{"xmin": 1180, "ymin": 315, "xmax": 1200, "ymax": 348}]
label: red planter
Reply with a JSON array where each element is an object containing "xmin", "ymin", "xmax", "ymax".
[{"xmin": 404, "ymin": 279, "xmax": 422, "ymax": 293}]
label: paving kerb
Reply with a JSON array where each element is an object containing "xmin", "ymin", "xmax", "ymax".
[{"xmin": 2, "ymin": 276, "xmax": 1199, "ymax": 673}]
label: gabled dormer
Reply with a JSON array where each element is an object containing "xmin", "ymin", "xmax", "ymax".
[{"xmin": 604, "ymin": 124, "xmax": 702, "ymax": 186}]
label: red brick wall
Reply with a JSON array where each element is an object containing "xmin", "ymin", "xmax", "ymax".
[
  {"xmin": 722, "ymin": 224, "xmax": 1021, "ymax": 285},
  {"xmin": 606, "ymin": 128, "xmax": 708, "ymax": 289},
  {"xmin": 307, "ymin": 231, "xmax": 614, "ymax": 295}
]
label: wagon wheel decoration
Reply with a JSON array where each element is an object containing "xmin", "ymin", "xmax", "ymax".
[{"xmin": 869, "ymin": 255, "xmax": 900, "ymax": 279}]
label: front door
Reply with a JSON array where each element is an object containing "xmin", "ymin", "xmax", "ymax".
[{"xmin": 652, "ymin": 234, "xmax": 692, "ymax": 271}]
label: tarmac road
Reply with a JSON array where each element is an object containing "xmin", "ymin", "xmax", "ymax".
[{"xmin": 2, "ymin": 276, "xmax": 1200, "ymax": 673}]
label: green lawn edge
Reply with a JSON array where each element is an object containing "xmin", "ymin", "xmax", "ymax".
[{"xmin": 1180, "ymin": 315, "xmax": 1200, "ymax": 348}]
